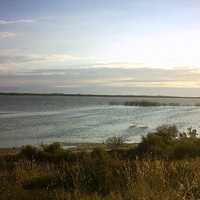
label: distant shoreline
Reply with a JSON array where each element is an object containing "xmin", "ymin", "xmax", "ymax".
[{"xmin": 0, "ymin": 92, "xmax": 200, "ymax": 99}]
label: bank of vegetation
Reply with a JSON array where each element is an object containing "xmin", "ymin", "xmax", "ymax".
[
  {"xmin": 110, "ymin": 101, "xmax": 180, "ymax": 106},
  {"xmin": 1, "ymin": 125, "xmax": 200, "ymax": 199}
]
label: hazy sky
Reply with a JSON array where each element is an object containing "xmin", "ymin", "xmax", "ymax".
[{"xmin": 1, "ymin": 0, "xmax": 200, "ymax": 96}]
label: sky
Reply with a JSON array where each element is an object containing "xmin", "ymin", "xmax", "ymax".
[{"xmin": 1, "ymin": 0, "xmax": 200, "ymax": 96}]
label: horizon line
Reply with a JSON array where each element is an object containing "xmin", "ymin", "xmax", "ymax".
[{"xmin": 0, "ymin": 92, "xmax": 200, "ymax": 99}]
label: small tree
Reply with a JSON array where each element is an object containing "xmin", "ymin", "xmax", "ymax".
[
  {"xmin": 19, "ymin": 145, "xmax": 39, "ymax": 160},
  {"xmin": 179, "ymin": 127, "xmax": 198, "ymax": 138},
  {"xmin": 187, "ymin": 127, "xmax": 198, "ymax": 138},
  {"xmin": 105, "ymin": 136, "xmax": 125, "ymax": 149},
  {"xmin": 135, "ymin": 125, "xmax": 179, "ymax": 159},
  {"xmin": 155, "ymin": 124, "xmax": 178, "ymax": 141},
  {"xmin": 42, "ymin": 142, "xmax": 63, "ymax": 154}
]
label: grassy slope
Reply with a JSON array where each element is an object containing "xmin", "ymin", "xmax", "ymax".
[{"xmin": 1, "ymin": 152, "xmax": 200, "ymax": 200}]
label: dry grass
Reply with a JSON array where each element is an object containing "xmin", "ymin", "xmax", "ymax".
[{"xmin": 1, "ymin": 156, "xmax": 200, "ymax": 200}]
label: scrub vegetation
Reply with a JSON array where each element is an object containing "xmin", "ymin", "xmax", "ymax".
[
  {"xmin": 110, "ymin": 101, "xmax": 180, "ymax": 106},
  {"xmin": 1, "ymin": 125, "xmax": 200, "ymax": 199}
]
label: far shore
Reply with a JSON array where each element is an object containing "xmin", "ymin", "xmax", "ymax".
[{"xmin": 1, "ymin": 92, "xmax": 200, "ymax": 99}]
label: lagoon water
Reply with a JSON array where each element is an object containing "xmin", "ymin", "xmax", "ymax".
[{"xmin": 1, "ymin": 95, "xmax": 200, "ymax": 147}]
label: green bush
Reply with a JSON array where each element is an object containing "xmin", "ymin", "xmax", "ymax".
[
  {"xmin": 154, "ymin": 124, "xmax": 178, "ymax": 141},
  {"xmin": 173, "ymin": 138, "xmax": 200, "ymax": 159},
  {"xmin": 42, "ymin": 142, "xmax": 63, "ymax": 154},
  {"xmin": 134, "ymin": 125, "xmax": 200, "ymax": 159},
  {"xmin": 91, "ymin": 147, "xmax": 110, "ymax": 161},
  {"xmin": 105, "ymin": 136, "xmax": 125, "ymax": 150},
  {"xmin": 19, "ymin": 145, "xmax": 39, "ymax": 160}
]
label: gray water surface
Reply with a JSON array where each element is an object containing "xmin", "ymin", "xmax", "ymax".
[{"xmin": 1, "ymin": 95, "xmax": 200, "ymax": 147}]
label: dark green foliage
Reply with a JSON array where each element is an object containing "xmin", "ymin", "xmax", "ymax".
[
  {"xmin": 173, "ymin": 138, "xmax": 200, "ymax": 159},
  {"xmin": 134, "ymin": 125, "xmax": 200, "ymax": 159},
  {"xmin": 154, "ymin": 124, "xmax": 178, "ymax": 140},
  {"xmin": 136, "ymin": 134, "xmax": 170, "ymax": 159},
  {"xmin": 105, "ymin": 136, "xmax": 125, "ymax": 149},
  {"xmin": 19, "ymin": 145, "xmax": 39, "ymax": 160},
  {"xmin": 91, "ymin": 147, "xmax": 110, "ymax": 161},
  {"xmin": 42, "ymin": 142, "xmax": 63, "ymax": 154},
  {"xmin": 19, "ymin": 143, "xmax": 79, "ymax": 163},
  {"xmin": 135, "ymin": 125, "xmax": 177, "ymax": 159}
]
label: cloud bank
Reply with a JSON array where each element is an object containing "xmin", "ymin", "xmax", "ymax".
[
  {"xmin": 1, "ymin": 67, "xmax": 200, "ymax": 96},
  {"xmin": 0, "ymin": 19, "xmax": 35, "ymax": 25}
]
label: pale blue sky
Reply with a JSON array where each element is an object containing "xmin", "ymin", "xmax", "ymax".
[{"xmin": 1, "ymin": 0, "xmax": 200, "ymax": 96}]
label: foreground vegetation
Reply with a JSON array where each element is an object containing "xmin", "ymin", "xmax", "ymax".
[{"xmin": 1, "ymin": 125, "xmax": 200, "ymax": 199}]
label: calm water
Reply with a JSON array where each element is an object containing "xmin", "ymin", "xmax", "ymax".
[{"xmin": 1, "ymin": 95, "xmax": 200, "ymax": 148}]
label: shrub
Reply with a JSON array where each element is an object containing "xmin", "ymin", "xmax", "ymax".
[
  {"xmin": 134, "ymin": 125, "xmax": 179, "ymax": 159},
  {"xmin": 42, "ymin": 142, "xmax": 63, "ymax": 154},
  {"xmin": 19, "ymin": 145, "xmax": 39, "ymax": 160},
  {"xmin": 91, "ymin": 147, "xmax": 110, "ymax": 161},
  {"xmin": 173, "ymin": 138, "xmax": 200, "ymax": 159},
  {"xmin": 105, "ymin": 136, "xmax": 125, "ymax": 149},
  {"xmin": 186, "ymin": 127, "xmax": 198, "ymax": 138},
  {"xmin": 135, "ymin": 134, "xmax": 171, "ymax": 159},
  {"xmin": 154, "ymin": 124, "xmax": 178, "ymax": 141},
  {"xmin": 124, "ymin": 101, "xmax": 162, "ymax": 107},
  {"xmin": 133, "ymin": 125, "xmax": 200, "ymax": 160}
]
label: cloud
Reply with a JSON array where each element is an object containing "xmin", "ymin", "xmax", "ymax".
[
  {"xmin": 0, "ymin": 54, "xmax": 42, "ymax": 64},
  {"xmin": 0, "ymin": 50, "xmax": 94, "ymax": 74},
  {"xmin": 0, "ymin": 16, "xmax": 54, "ymax": 25},
  {"xmin": 0, "ymin": 51, "xmax": 87, "ymax": 65},
  {"xmin": 1, "ymin": 67, "xmax": 200, "ymax": 96},
  {"xmin": 0, "ymin": 19, "xmax": 35, "ymax": 25},
  {"xmin": 1, "ymin": 49, "xmax": 200, "ymax": 92},
  {"xmin": 12, "ymin": 67, "xmax": 200, "ymax": 88},
  {"xmin": 0, "ymin": 32, "xmax": 17, "ymax": 39},
  {"xmin": 41, "ymin": 54, "xmax": 86, "ymax": 62},
  {"xmin": 92, "ymin": 61, "xmax": 145, "ymax": 68}
]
